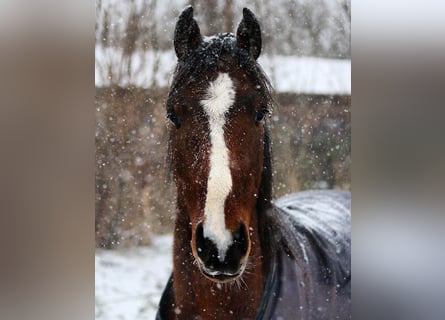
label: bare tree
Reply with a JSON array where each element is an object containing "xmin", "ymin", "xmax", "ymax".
[
  {"xmin": 123, "ymin": 7, "xmax": 140, "ymax": 80},
  {"xmin": 200, "ymin": 0, "xmax": 220, "ymax": 35},
  {"xmin": 223, "ymin": 0, "xmax": 234, "ymax": 32}
]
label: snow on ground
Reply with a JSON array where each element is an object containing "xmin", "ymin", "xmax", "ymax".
[
  {"xmin": 95, "ymin": 47, "xmax": 351, "ymax": 95},
  {"xmin": 259, "ymin": 55, "xmax": 351, "ymax": 95},
  {"xmin": 95, "ymin": 234, "xmax": 173, "ymax": 320}
]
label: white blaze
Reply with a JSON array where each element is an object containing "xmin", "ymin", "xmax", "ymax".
[{"xmin": 200, "ymin": 73, "xmax": 235, "ymax": 260}]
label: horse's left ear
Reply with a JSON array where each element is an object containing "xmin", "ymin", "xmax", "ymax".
[{"xmin": 236, "ymin": 8, "xmax": 262, "ymax": 60}]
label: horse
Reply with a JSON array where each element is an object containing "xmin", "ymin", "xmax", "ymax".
[{"xmin": 156, "ymin": 7, "xmax": 351, "ymax": 320}]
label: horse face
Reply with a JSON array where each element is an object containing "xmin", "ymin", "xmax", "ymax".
[
  {"xmin": 169, "ymin": 70, "xmax": 267, "ymax": 282},
  {"xmin": 168, "ymin": 8, "xmax": 267, "ymax": 282}
]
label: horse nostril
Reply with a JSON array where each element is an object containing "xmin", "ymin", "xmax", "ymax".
[
  {"xmin": 230, "ymin": 223, "xmax": 249, "ymax": 258},
  {"xmin": 195, "ymin": 222, "xmax": 217, "ymax": 264}
]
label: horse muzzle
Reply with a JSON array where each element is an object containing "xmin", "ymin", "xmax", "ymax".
[
  {"xmin": 194, "ymin": 222, "xmax": 250, "ymax": 283},
  {"xmin": 200, "ymin": 263, "xmax": 246, "ymax": 282}
]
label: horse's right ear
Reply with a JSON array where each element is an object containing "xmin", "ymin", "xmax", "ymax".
[{"xmin": 174, "ymin": 6, "xmax": 202, "ymax": 60}]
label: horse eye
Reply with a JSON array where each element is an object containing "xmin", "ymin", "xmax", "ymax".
[
  {"xmin": 254, "ymin": 109, "xmax": 269, "ymax": 125},
  {"xmin": 167, "ymin": 112, "xmax": 181, "ymax": 129}
]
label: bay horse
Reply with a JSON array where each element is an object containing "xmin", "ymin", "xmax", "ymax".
[{"xmin": 157, "ymin": 7, "xmax": 350, "ymax": 320}]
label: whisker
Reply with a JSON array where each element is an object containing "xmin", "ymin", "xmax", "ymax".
[{"xmin": 238, "ymin": 274, "xmax": 248, "ymax": 291}]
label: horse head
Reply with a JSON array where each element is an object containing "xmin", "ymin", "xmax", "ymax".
[{"xmin": 167, "ymin": 7, "xmax": 272, "ymax": 283}]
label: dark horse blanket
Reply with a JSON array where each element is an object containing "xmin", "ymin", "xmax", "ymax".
[{"xmin": 157, "ymin": 190, "xmax": 351, "ymax": 319}]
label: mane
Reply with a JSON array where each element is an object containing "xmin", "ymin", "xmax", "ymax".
[{"xmin": 257, "ymin": 121, "xmax": 275, "ymax": 274}]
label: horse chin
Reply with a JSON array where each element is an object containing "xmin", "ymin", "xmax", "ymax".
[{"xmin": 199, "ymin": 263, "xmax": 246, "ymax": 283}]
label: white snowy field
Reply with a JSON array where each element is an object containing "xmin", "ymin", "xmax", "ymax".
[
  {"xmin": 95, "ymin": 48, "xmax": 351, "ymax": 95},
  {"xmin": 95, "ymin": 234, "xmax": 173, "ymax": 320}
]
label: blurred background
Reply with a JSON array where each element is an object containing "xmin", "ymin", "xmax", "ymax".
[
  {"xmin": 2, "ymin": 0, "xmax": 445, "ymax": 319},
  {"xmin": 94, "ymin": 0, "xmax": 351, "ymax": 249}
]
